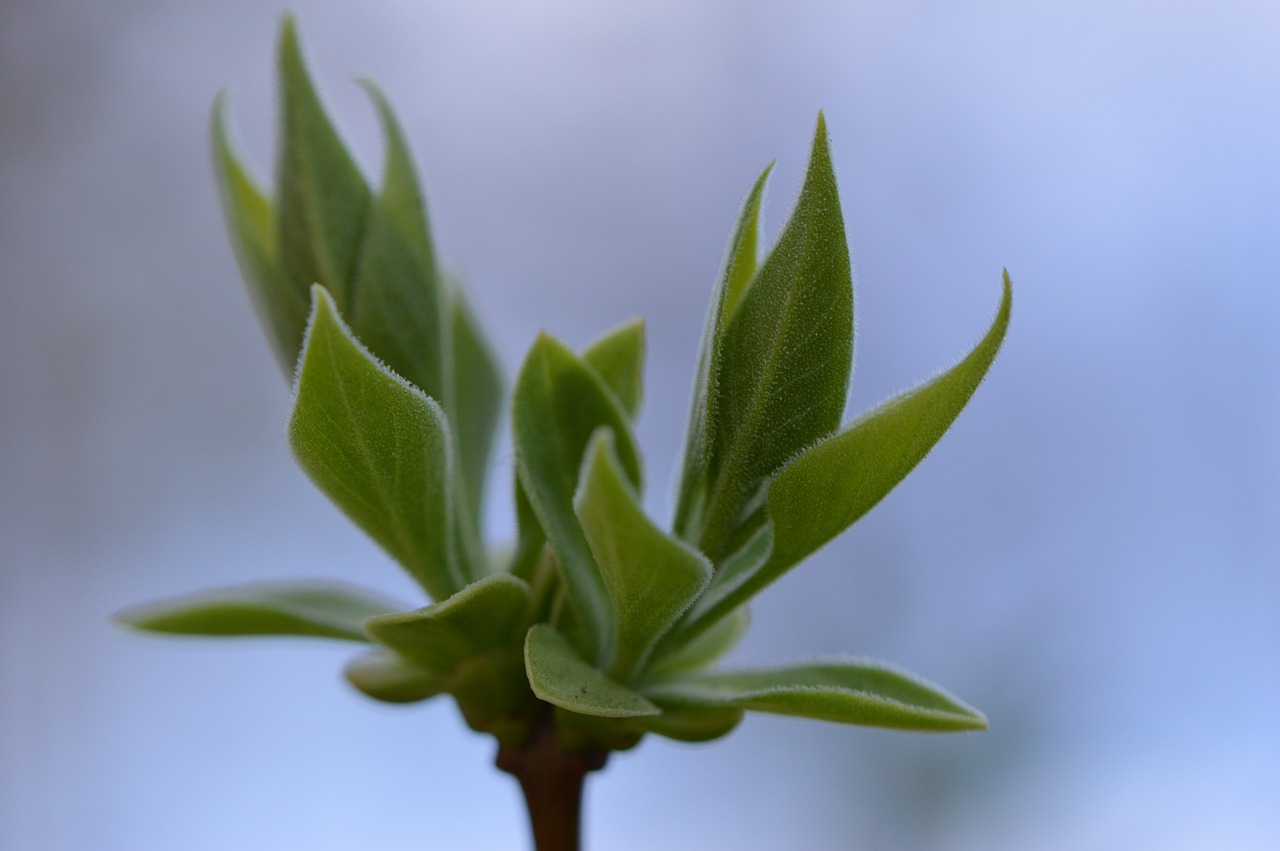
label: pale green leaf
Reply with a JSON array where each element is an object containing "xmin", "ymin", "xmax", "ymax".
[
  {"xmin": 626, "ymin": 705, "xmax": 744, "ymax": 743},
  {"xmin": 697, "ymin": 114, "xmax": 853, "ymax": 559},
  {"xmin": 644, "ymin": 660, "xmax": 987, "ymax": 731},
  {"xmin": 449, "ymin": 281, "xmax": 504, "ymax": 532},
  {"xmin": 289, "ymin": 286, "xmax": 466, "ymax": 600},
  {"xmin": 363, "ymin": 574, "xmax": 531, "ymax": 671},
  {"xmin": 276, "ymin": 15, "xmax": 371, "ymax": 315},
  {"xmin": 512, "ymin": 333, "xmax": 642, "ymax": 665},
  {"xmin": 574, "ymin": 429, "xmax": 711, "ymax": 683},
  {"xmin": 211, "ymin": 92, "xmax": 307, "ymax": 378},
  {"xmin": 346, "ymin": 80, "xmax": 450, "ymax": 412},
  {"xmin": 115, "ymin": 581, "xmax": 403, "ymax": 641},
  {"xmin": 524, "ymin": 625, "xmax": 660, "ymax": 718},
  {"xmin": 674, "ymin": 163, "xmax": 772, "ymax": 541},
  {"xmin": 682, "ymin": 273, "xmax": 1012, "ymax": 635},
  {"xmin": 643, "ymin": 605, "xmax": 749, "ymax": 683},
  {"xmin": 356, "ymin": 80, "xmax": 435, "ymax": 272},
  {"xmin": 344, "ymin": 650, "xmax": 448, "ymax": 703},
  {"xmin": 582, "ymin": 318, "xmax": 645, "ymax": 419}
]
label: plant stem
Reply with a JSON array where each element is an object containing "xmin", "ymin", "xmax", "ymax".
[{"xmin": 496, "ymin": 708, "xmax": 607, "ymax": 851}]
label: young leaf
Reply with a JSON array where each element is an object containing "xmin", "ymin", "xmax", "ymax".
[
  {"xmin": 115, "ymin": 581, "xmax": 404, "ymax": 641},
  {"xmin": 512, "ymin": 334, "xmax": 642, "ymax": 665},
  {"xmin": 347, "ymin": 82, "xmax": 448, "ymax": 406},
  {"xmin": 574, "ymin": 430, "xmax": 712, "ymax": 683},
  {"xmin": 674, "ymin": 163, "xmax": 773, "ymax": 541},
  {"xmin": 626, "ymin": 705, "xmax": 744, "ymax": 743},
  {"xmin": 344, "ymin": 650, "xmax": 448, "ymax": 703},
  {"xmin": 449, "ymin": 282, "xmax": 505, "ymax": 532},
  {"xmin": 682, "ymin": 273, "xmax": 1012, "ymax": 635},
  {"xmin": 276, "ymin": 15, "xmax": 371, "ymax": 314},
  {"xmin": 642, "ymin": 605, "xmax": 749, "ymax": 683},
  {"xmin": 644, "ymin": 660, "xmax": 987, "ymax": 732},
  {"xmin": 363, "ymin": 574, "xmax": 532, "ymax": 672},
  {"xmin": 582, "ymin": 318, "xmax": 645, "ymax": 419},
  {"xmin": 289, "ymin": 286, "xmax": 467, "ymax": 601},
  {"xmin": 697, "ymin": 115, "xmax": 853, "ymax": 559},
  {"xmin": 211, "ymin": 93, "xmax": 306, "ymax": 378},
  {"xmin": 524, "ymin": 625, "xmax": 660, "ymax": 718}
]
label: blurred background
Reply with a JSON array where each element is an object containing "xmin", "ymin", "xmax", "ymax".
[{"xmin": 2, "ymin": 0, "xmax": 1277, "ymax": 848}]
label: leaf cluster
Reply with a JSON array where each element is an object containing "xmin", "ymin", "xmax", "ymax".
[{"xmin": 119, "ymin": 17, "xmax": 1009, "ymax": 755}]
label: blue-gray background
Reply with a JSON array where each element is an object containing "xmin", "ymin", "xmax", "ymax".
[{"xmin": 3, "ymin": 1, "xmax": 1277, "ymax": 848}]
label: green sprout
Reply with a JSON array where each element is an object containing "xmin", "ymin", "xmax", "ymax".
[{"xmin": 118, "ymin": 15, "xmax": 1010, "ymax": 850}]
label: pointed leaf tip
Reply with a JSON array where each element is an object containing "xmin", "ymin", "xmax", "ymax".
[
  {"xmin": 289, "ymin": 286, "xmax": 468, "ymax": 601},
  {"xmin": 680, "ymin": 273, "xmax": 1010, "ymax": 637}
]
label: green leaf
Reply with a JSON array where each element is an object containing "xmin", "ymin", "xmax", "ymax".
[
  {"xmin": 512, "ymin": 333, "xmax": 642, "ymax": 665},
  {"xmin": 363, "ymin": 574, "xmax": 531, "ymax": 672},
  {"xmin": 289, "ymin": 286, "xmax": 466, "ymax": 601},
  {"xmin": 356, "ymin": 80, "xmax": 435, "ymax": 272},
  {"xmin": 626, "ymin": 705, "xmax": 744, "ymax": 743},
  {"xmin": 643, "ymin": 605, "xmax": 749, "ymax": 683},
  {"xmin": 582, "ymin": 318, "xmax": 645, "ymax": 419},
  {"xmin": 644, "ymin": 660, "xmax": 987, "ymax": 732},
  {"xmin": 524, "ymin": 625, "xmax": 660, "ymax": 718},
  {"xmin": 682, "ymin": 273, "xmax": 1012, "ymax": 636},
  {"xmin": 348, "ymin": 81, "xmax": 448, "ymax": 406},
  {"xmin": 674, "ymin": 163, "xmax": 772, "ymax": 541},
  {"xmin": 696, "ymin": 114, "xmax": 853, "ymax": 559},
  {"xmin": 574, "ymin": 429, "xmax": 711, "ymax": 683},
  {"xmin": 449, "ymin": 281, "xmax": 504, "ymax": 532},
  {"xmin": 211, "ymin": 92, "xmax": 306, "ymax": 378},
  {"xmin": 115, "ymin": 581, "xmax": 403, "ymax": 641},
  {"xmin": 509, "ymin": 479, "xmax": 547, "ymax": 582},
  {"xmin": 276, "ymin": 14, "xmax": 371, "ymax": 315},
  {"xmin": 345, "ymin": 650, "xmax": 448, "ymax": 703}
]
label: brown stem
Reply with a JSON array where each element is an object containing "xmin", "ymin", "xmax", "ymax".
[{"xmin": 496, "ymin": 708, "xmax": 607, "ymax": 851}]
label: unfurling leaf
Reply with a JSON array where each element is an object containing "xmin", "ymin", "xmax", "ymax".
[
  {"xmin": 289, "ymin": 286, "xmax": 471, "ymax": 601},
  {"xmin": 116, "ymin": 581, "xmax": 403, "ymax": 641},
  {"xmin": 512, "ymin": 334, "xmax": 642, "ymax": 666},
  {"xmin": 680, "ymin": 273, "xmax": 1011, "ymax": 638},
  {"xmin": 692, "ymin": 115, "xmax": 853, "ymax": 560},
  {"xmin": 211, "ymin": 94, "xmax": 304, "ymax": 379},
  {"xmin": 276, "ymin": 15, "xmax": 371, "ymax": 315},
  {"xmin": 574, "ymin": 429, "xmax": 711, "ymax": 683},
  {"xmin": 644, "ymin": 660, "xmax": 987, "ymax": 732},
  {"xmin": 643, "ymin": 605, "xmax": 749, "ymax": 683},
  {"xmin": 674, "ymin": 163, "xmax": 772, "ymax": 542}
]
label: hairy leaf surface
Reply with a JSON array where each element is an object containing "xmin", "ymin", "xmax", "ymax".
[
  {"xmin": 211, "ymin": 94, "xmax": 305, "ymax": 377},
  {"xmin": 289, "ymin": 286, "xmax": 466, "ymax": 600},
  {"xmin": 574, "ymin": 430, "xmax": 711, "ymax": 682},
  {"xmin": 681, "ymin": 273, "xmax": 1011, "ymax": 637},
  {"xmin": 276, "ymin": 16, "xmax": 370, "ymax": 314},
  {"xmin": 512, "ymin": 334, "xmax": 641, "ymax": 665},
  {"xmin": 524, "ymin": 625, "xmax": 660, "ymax": 718},
  {"xmin": 363, "ymin": 574, "xmax": 531, "ymax": 672},
  {"xmin": 696, "ymin": 116, "xmax": 853, "ymax": 558},
  {"xmin": 674, "ymin": 164, "xmax": 772, "ymax": 541},
  {"xmin": 645, "ymin": 660, "xmax": 987, "ymax": 731}
]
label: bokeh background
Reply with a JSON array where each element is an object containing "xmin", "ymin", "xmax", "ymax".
[{"xmin": 3, "ymin": 1, "xmax": 1277, "ymax": 848}]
